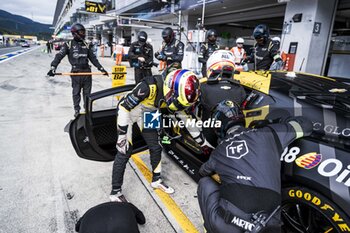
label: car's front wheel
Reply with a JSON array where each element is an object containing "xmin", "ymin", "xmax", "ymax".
[{"xmin": 281, "ymin": 186, "xmax": 350, "ymax": 233}]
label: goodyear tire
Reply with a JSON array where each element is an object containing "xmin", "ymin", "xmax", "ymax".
[{"xmin": 282, "ymin": 186, "xmax": 350, "ymax": 233}]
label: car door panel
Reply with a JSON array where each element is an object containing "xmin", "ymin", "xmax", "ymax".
[{"xmin": 69, "ymin": 84, "xmax": 147, "ymax": 162}]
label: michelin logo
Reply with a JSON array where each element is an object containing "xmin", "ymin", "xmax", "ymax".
[{"xmin": 144, "ymin": 110, "xmax": 162, "ymax": 129}]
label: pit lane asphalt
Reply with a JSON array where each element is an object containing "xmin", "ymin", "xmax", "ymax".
[
  {"xmin": 0, "ymin": 47, "xmax": 203, "ymax": 233},
  {"xmin": 0, "ymin": 46, "xmax": 25, "ymax": 56}
]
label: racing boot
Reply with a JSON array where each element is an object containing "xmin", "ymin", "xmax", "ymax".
[
  {"xmin": 151, "ymin": 178, "xmax": 174, "ymax": 194},
  {"xmin": 109, "ymin": 189, "xmax": 128, "ymax": 202}
]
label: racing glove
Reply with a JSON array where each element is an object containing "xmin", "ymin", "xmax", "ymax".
[
  {"xmin": 200, "ymin": 139, "xmax": 214, "ymax": 156},
  {"xmin": 156, "ymin": 52, "xmax": 166, "ymax": 61},
  {"xmin": 99, "ymin": 67, "xmax": 109, "ymax": 76},
  {"xmin": 47, "ymin": 66, "xmax": 56, "ymax": 77},
  {"xmin": 116, "ymin": 125, "xmax": 129, "ymax": 154},
  {"xmin": 131, "ymin": 62, "xmax": 140, "ymax": 68},
  {"xmin": 116, "ymin": 133, "xmax": 129, "ymax": 154},
  {"xmin": 138, "ymin": 57, "xmax": 145, "ymax": 62},
  {"xmin": 269, "ymin": 59, "xmax": 283, "ymax": 71},
  {"xmin": 201, "ymin": 145, "xmax": 213, "ymax": 156}
]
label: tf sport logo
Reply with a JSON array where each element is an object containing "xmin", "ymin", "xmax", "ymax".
[{"xmin": 143, "ymin": 110, "xmax": 162, "ymax": 129}]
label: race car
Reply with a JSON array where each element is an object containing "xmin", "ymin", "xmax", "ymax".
[{"xmin": 69, "ymin": 71, "xmax": 350, "ymax": 232}]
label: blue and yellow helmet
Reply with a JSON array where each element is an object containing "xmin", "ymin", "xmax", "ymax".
[{"xmin": 163, "ymin": 69, "xmax": 200, "ymax": 111}]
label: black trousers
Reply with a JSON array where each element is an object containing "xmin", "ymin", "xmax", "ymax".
[
  {"xmin": 198, "ymin": 177, "xmax": 246, "ymax": 233},
  {"xmin": 112, "ymin": 129, "xmax": 162, "ymax": 189},
  {"xmin": 70, "ymin": 75, "xmax": 92, "ymax": 112},
  {"xmin": 197, "ymin": 177, "xmax": 281, "ymax": 233},
  {"xmin": 201, "ymin": 63, "xmax": 207, "ymax": 78},
  {"xmin": 134, "ymin": 68, "xmax": 152, "ymax": 84}
]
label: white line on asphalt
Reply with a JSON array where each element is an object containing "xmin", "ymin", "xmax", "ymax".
[{"xmin": 0, "ymin": 46, "xmax": 42, "ymax": 64}]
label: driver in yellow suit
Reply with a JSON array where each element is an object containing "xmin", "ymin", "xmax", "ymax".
[{"xmin": 110, "ymin": 69, "xmax": 200, "ymax": 202}]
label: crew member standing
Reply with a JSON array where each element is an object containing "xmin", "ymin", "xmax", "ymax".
[
  {"xmin": 198, "ymin": 29, "xmax": 220, "ymax": 77},
  {"xmin": 230, "ymin": 37, "xmax": 246, "ymax": 65},
  {"xmin": 128, "ymin": 31, "xmax": 153, "ymax": 84},
  {"xmin": 155, "ymin": 27, "xmax": 184, "ymax": 72},
  {"xmin": 46, "ymin": 40, "xmax": 52, "ymax": 54},
  {"xmin": 47, "ymin": 23, "xmax": 108, "ymax": 118},
  {"xmin": 110, "ymin": 69, "xmax": 200, "ymax": 202},
  {"xmin": 197, "ymin": 100, "xmax": 313, "ymax": 233},
  {"xmin": 249, "ymin": 24, "xmax": 283, "ymax": 71},
  {"xmin": 114, "ymin": 42, "xmax": 124, "ymax": 65}
]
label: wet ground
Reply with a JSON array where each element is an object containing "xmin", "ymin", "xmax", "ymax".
[{"xmin": 0, "ymin": 46, "xmax": 203, "ymax": 233}]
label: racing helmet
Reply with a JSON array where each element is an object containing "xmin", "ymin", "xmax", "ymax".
[
  {"xmin": 71, "ymin": 23, "xmax": 86, "ymax": 41},
  {"xmin": 206, "ymin": 29, "xmax": 218, "ymax": 43},
  {"xmin": 162, "ymin": 27, "xmax": 174, "ymax": 44},
  {"xmin": 137, "ymin": 31, "xmax": 148, "ymax": 43},
  {"xmin": 163, "ymin": 69, "xmax": 200, "ymax": 111},
  {"xmin": 206, "ymin": 50, "xmax": 235, "ymax": 79},
  {"xmin": 253, "ymin": 24, "xmax": 270, "ymax": 41},
  {"xmin": 211, "ymin": 100, "xmax": 245, "ymax": 139}
]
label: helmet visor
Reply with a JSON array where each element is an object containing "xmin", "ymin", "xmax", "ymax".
[
  {"xmin": 163, "ymin": 35, "xmax": 171, "ymax": 43},
  {"xmin": 74, "ymin": 29, "xmax": 86, "ymax": 40},
  {"xmin": 184, "ymin": 75, "xmax": 200, "ymax": 104}
]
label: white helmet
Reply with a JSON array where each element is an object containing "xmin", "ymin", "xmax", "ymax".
[
  {"xmin": 272, "ymin": 37, "xmax": 281, "ymax": 43},
  {"xmin": 236, "ymin": 37, "xmax": 244, "ymax": 44},
  {"xmin": 206, "ymin": 50, "xmax": 235, "ymax": 79}
]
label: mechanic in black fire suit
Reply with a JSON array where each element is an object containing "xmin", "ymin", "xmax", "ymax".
[
  {"xmin": 75, "ymin": 202, "xmax": 145, "ymax": 233},
  {"xmin": 197, "ymin": 100, "xmax": 313, "ymax": 233},
  {"xmin": 198, "ymin": 29, "xmax": 220, "ymax": 77},
  {"xmin": 248, "ymin": 24, "xmax": 283, "ymax": 71},
  {"xmin": 200, "ymin": 50, "xmax": 246, "ymax": 149},
  {"xmin": 155, "ymin": 27, "xmax": 184, "ymax": 71},
  {"xmin": 128, "ymin": 31, "xmax": 153, "ymax": 84},
  {"xmin": 110, "ymin": 69, "xmax": 200, "ymax": 202},
  {"xmin": 47, "ymin": 23, "xmax": 108, "ymax": 117}
]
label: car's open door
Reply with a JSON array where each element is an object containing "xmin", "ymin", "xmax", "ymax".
[{"xmin": 69, "ymin": 84, "xmax": 147, "ymax": 162}]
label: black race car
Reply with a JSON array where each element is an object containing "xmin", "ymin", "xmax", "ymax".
[{"xmin": 69, "ymin": 71, "xmax": 350, "ymax": 232}]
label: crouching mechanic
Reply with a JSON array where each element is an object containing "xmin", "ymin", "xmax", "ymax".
[
  {"xmin": 174, "ymin": 50, "xmax": 247, "ymax": 156},
  {"xmin": 110, "ymin": 69, "xmax": 200, "ymax": 202},
  {"xmin": 197, "ymin": 100, "xmax": 313, "ymax": 233}
]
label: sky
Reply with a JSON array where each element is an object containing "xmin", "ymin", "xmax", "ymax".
[{"xmin": 1, "ymin": 1, "xmax": 57, "ymax": 25}]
